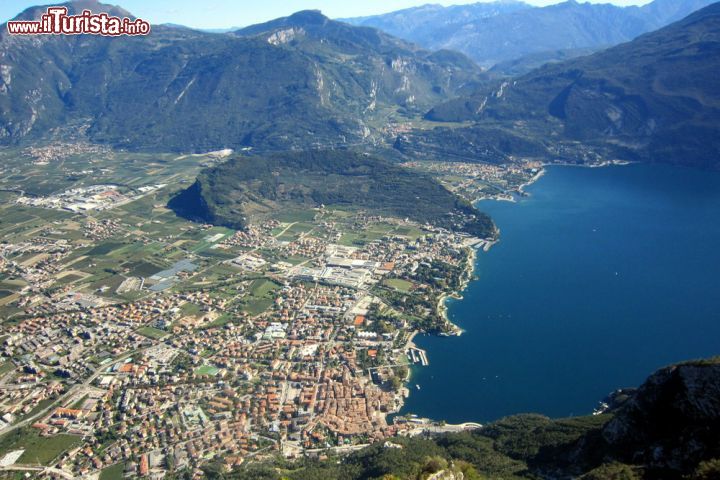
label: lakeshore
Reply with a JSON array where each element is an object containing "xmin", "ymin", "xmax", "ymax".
[
  {"xmin": 434, "ymin": 241, "xmax": 481, "ymax": 336},
  {"xmin": 400, "ymin": 162, "xmax": 720, "ymax": 423}
]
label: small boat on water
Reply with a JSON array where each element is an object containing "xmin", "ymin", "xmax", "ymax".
[{"xmin": 415, "ymin": 384, "xmax": 421, "ymax": 390}]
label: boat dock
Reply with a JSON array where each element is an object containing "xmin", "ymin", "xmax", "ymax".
[{"xmin": 407, "ymin": 347, "xmax": 429, "ymax": 366}]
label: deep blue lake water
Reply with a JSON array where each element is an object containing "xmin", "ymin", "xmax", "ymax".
[{"xmin": 401, "ymin": 163, "xmax": 720, "ymax": 423}]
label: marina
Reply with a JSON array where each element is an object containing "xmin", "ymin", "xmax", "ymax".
[{"xmin": 407, "ymin": 347, "xmax": 429, "ymax": 367}]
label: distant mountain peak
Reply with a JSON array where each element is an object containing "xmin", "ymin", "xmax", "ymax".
[
  {"xmin": 286, "ymin": 10, "xmax": 329, "ymax": 26},
  {"xmin": 64, "ymin": 0, "xmax": 134, "ymax": 18},
  {"xmin": 342, "ymin": 0, "xmax": 717, "ymax": 69},
  {"xmin": 231, "ymin": 9, "xmax": 335, "ymax": 38}
]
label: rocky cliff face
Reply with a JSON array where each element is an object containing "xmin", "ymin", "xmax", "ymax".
[{"xmin": 602, "ymin": 359, "xmax": 720, "ymax": 473}]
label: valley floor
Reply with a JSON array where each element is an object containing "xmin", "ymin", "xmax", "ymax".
[{"xmin": 0, "ymin": 143, "xmax": 533, "ymax": 478}]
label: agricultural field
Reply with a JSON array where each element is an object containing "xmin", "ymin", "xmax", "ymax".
[
  {"xmin": 239, "ymin": 278, "xmax": 282, "ymax": 315},
  {"xmin": 0, "ymin": 145, "xmax": 227, "ymax": 197},
  {"xmin": 0, "ymin": 147, "xmax": 247, "ymax": 320}
]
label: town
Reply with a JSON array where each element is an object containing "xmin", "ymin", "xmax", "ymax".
[{"xmin": 0, "ymin": 144, "xmax": 530, "ymax": 478}]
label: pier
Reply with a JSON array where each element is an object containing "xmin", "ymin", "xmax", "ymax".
[{"xmin": 407, "ymin": 347, "xmax": 429, "ymax": 366}]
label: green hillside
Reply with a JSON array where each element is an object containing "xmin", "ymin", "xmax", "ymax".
[{"xmin": 169, "ymin": 150, "xmax": 495, "ymax": 237}]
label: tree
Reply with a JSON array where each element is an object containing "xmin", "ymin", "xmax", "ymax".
[{"xmin": 389, "ymin": 376, "xmax": 403, "ymax": 391}]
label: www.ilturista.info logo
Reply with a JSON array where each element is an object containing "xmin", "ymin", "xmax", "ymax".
[{"xmin": 7, "ymin": 7, "xmax": 150, "ymax": 36}]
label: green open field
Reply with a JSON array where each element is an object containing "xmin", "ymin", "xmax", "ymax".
[
  {"xmin": 17, "ymin": 398, "xmax": 56, "ymax": 423},
  {"xmin": 53, "ymin": 273, "xmax": 85, "ymax": 286},
  {"xmin": 179, "ymin": 302, "xmax": 202, "ymax": 317},
  {"xmin": 0, "ymin": 204, "xmax": 74, "ymax": 241},
  {"xmin": 99, "ymin": 462, "xmax": 126, "ymax": 480},
  {"xmin": 123, "ymin": 260, "xmax": 163, "ymax": 277},
  {"xmin": 282, "ymin": 255, "xmax": 310, "ymax": 266},
  {"xmin": 201, "ymin": 313, "xmax": 231, "ymax": 329},
  {"xmin": 242, "ymin": 298, "xmax": 274, "ymax": 316},
  {"xmin": 0, "ymin": 362, "xmax": 15, "ymax": 376},
  {"xmin": 272, "ymin": 221, "xmax": 316, "ymax": 242},
  {"xmin": 338, "ymin": 231, "xmax": 386, "ymax": 247},
  {"xmin": 0, "ymin": 428, "xmax": 82, "ymax": 465},
  {"xmin": 86, "ymin": 242, "xmax": 127, "ymax": 256},
  {"xmin": 271, "ymin": 209, "xmax": 316, "ymax": 223},
  {"xmin": 250, "ymin": 279, "xmax": 281, "ymax": 297},
  {"xmin": 238, "ymin": 278, "xmax": 281, "ymax": 316},
  {"xmin": 393, "ymin": 225, "xmax": 427, "ymax": 240},
  {"xmin": 137, "ymin": 326, "xmax": 168, "ymax": 340},
  {"xmin": 385, "ymin": 278, "xmax": 414, "ymax": 293},
  {"xmin": 194, "ymin": 365, "xmax": 220, "ymax": 376}
]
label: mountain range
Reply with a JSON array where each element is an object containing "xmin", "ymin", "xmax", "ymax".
[
  {"xmin": 0, "ymin": 2, "xmax": 485, "ymax": 152},
  {"xmin": 413, "ymin": 2, "xmax": 720, "ymax": 169},
  {"xmin": 343, "ymin": 0, "xmax": 717, "ymax": 72},
  {"xmin": 0, "ymin": 0, "xmax": 716, "ymax": 176},
  {"xmin": 1, "ymin": 0, "xmax": 718, "ymax": 169}
]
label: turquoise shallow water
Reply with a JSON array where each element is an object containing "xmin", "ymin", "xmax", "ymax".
[{"xmin": 400, "ymin": 163, "xmax": 720, "ymax": 423}]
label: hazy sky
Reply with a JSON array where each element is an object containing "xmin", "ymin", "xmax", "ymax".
[{"xmin": 1, "ymin": 0, "xmax": 655, "ymax": 30}]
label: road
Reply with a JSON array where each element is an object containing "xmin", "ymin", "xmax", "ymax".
[
  {"xmin": 0, "ymin": 465, "xmax": 74, "ymax": 479},
  {"xmin": 0, "ymin": 347, "xmax": 144, "ymax": 437}
]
